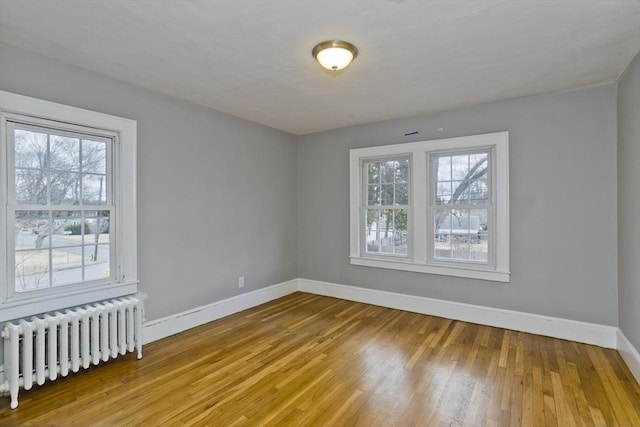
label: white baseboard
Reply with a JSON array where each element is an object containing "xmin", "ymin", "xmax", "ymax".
[
  {"xmin": 617, "ymin": 329, "xmax": 640, "ymax": 384},
  {"xmin": 143, "ymin": 277, "xmax": 619, "ymax": 349},
  {"xmin": 297, "ymin": 278, "xmax": 618, "ymax": 349},
  {"xmin": 143, "ymin": 279, "xmax": 298, "ymax": 344}
]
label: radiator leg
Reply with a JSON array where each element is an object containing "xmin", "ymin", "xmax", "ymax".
[
  {"xmin": 10, "ymin": 393, "xmax": 18, "ymax": 410},
  {"xmin": 135, "ymin": 301, "xmax": 143, "ymax": 359},
  {"xmin": 9, "ymin": 326, "xmax": 20, "ymax": 409}
]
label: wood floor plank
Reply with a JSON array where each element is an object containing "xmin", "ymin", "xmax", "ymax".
[{"xmin": 1, "ymin": 292, "xmax": 639, "ymax": 426}]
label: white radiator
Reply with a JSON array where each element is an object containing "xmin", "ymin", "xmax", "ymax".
[{"xmin": 0, "ymin": 296, "xmax": 143, "ymax": 409}]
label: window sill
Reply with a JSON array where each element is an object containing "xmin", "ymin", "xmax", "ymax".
[
  {"xmin": 350, "ymin": 256, "xmax": 510, "ymax": 283},
  {"xmin": 0, "ymin": 280, "xmax": 139, "ymax": 322}
]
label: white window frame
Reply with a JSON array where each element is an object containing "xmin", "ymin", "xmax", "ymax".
[
  {"xmin": 349, "ymin": 132, "xmax": 509, "ymax": 282},
  {"xmin": 0, "ymin": 91, "xmax": 138, "ymax": 321},
  {"xmin": 361, "ymin": 155, "xmax": 412, "ymax": 259}
]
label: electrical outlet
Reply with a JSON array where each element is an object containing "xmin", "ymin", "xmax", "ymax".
[{"xmin": 238, "ymin": 276, "xmax": 245, "ymax": 288}]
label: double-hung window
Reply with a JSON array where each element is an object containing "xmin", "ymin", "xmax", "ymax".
[
  {"xmin": 350, "ymin": 132, "xmax": 509, "ymax": 282},
  {"xmin": 1, "ymin": 91, "xmax": 138, "ymax": 321},
  {"xmin": 363, "ymin": 157, "xmax": 410, "ymax": 257},
  {"xmin": 430, "ymin": 150, "xmax": 492, "ymax": 265}
]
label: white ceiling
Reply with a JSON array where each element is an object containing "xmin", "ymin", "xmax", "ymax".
[{"xmin": 1, "ymin": 1, "xmax": 639, "ymax": 135}]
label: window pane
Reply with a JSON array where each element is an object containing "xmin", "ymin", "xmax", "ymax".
[
  {"xmin": 398, "ymin": 160, "xmax": 409, "ymax": 182},
  {"xmin": 381, "ymin": 161, "xmax": 396, "ymax": 183},
  {"xmin": 366, "ymin": 208, "xmax": 408, "ymax": 255},
  {"xmin": 84, "ymin": 212, "xmax": 111, "ymax": 281},
  {"xmin": 367, "ymin": 162, "xmax": 380, "ymax": 183},
  {"xmin": 435, "ymin": 152, "xmax": 488, "ymax": 206},
  {"xmin": 367, "ymin": 184, "xmax": 380, "ymax": 206},
  {"xmin": 468, "ymin": 178, "xmax": 489, "ymax": 205},
  {"xmin": 15, "ymin": 168, "xmax": 48, "ymax": 204},
  {"xmin": 50, "ymin": 135, "xmax": 80, "ymax": 171},
  {"xmin": 380, "ymin": 183, "xmax": 393, "ymax": 205},
  {"xmin": 451, "ymin": 180, "xmax": 467, "ymax": 204},
  {"xmin": 451, "ymin": 155, "xmax": 469, "ymax": 180},
  {"xmin": 366, "ymin": 158, "xmax": 409, "ymax": 206},
  {"xmin": 52, "ymin": 265, "xmax": 83, "ymax": 287},
  {"xmin": 434, "ymin": 208, "xmax": 488, "ymax": 263},
  {"xmin": 395, "ymin": 183, "xmax": 408, "ymax": 205},
  {"xmin": 13, "ymin": 132, "xmax": 110, "ymax": 207},
  {"xmin": 14, "ymin": 129, "xmax": 47, "ymax": 169},
  {"xmin": 437, "ymin": 156, "xmax": 451, "ymax": 181},
  {"xmin": 14, "ymin": 209, "xmax": 112, "ymax": 291},
  {"xmin": 51, "ymin": 211, "xmax": 84, "ymax": 247},
  {"xmin": 469, "ymin": 153, "xmax": 486, "ymax": 169},
  {"xmin": 436, "ymin": 181, "xmax": 451, "ymax": 205},
  {"xmin": 49, "ymin": 172, "xmax": 80, "ymax": 204},
  {"xmin": 82, "ymin": 173, "xmax": 107, "ymax": 205},
  {"xmin": 84, "ymin": 211, "xmax": 110, "ymax": 245},
  {"xmin": 16, "ymin": 210, "xmax": 54, "ymax": 250},
  {"xmin": 82, "ymin": 139, "xmax": 107, "ymax": 174},
  {"xmin": 15, "ymin": 250, "xmax": 50, "ymax": 292},
  {"xmin": 395, "ymin": 160, "xmax": 409, "ymax": 205},
  {"xmin": 473, "ymin": 209, "xmax": 489, "ymax": 262},
  {"xmin": 51, "ymin": 245, "xmax": 85, "ymax": 286},
  {"xmin": 84, "ymin": 244, "xmax": 111, "ymax": 282},
  {"xmin": 452, "ymin": 234, "xmax": 473, "ymax": 260},
  {"xmin": 14, "ymin": 211, "xmax": 38, "ymax": 250}
]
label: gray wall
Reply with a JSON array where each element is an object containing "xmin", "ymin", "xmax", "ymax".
[
  {"xmin": 618, "ymin": 51, "xmax": 640, "ymax": 350},
  {"xmin": 0, "ymin": 44, "xmax": 298, "ymax": 321},
  {"xmin": 0, "ymin": 43, "xmax": 625, "ymax": 329},
  {"xmin": 298, "ymin": 84, "xmax": 619, "ymax": 326}
]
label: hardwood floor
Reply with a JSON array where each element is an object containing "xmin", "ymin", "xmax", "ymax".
[{"xmin": 1, "ymin": 292, "xmax": 639, "ymax": 426}]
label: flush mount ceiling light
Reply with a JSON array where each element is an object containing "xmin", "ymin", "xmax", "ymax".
[{"xmin": 312, "ymin": 40, "xmax": 358, "ymax": 71}]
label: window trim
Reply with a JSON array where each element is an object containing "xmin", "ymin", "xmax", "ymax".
[
  {"xmin": 0, "ymin": 91, "xmax": 138, "ymax": 321},
  {"xmin": 349, "ymin": 132, "xmax": 509, "ymax": 282}
]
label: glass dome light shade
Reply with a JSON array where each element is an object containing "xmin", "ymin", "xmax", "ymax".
[{"xmin": 312, "ymin": 40, "xmax": 358, "ymax": 71}]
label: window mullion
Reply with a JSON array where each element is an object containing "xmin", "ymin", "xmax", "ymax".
[
  {"xmin": 81, "ymin": 210, "xmax": 86, "ymax": 282},
  {"xmin": 46, "ymin": 132, "xmax": 51, "ymax": 205},
  {"xmin": 412, "ymin": 151, "xmax": 426, "ymax": 262},
  {"xmin": 360, "ymin": 162, "xmax": 367, "ymax": 255},
  {"xmin": 79, "ymin": 137, "xmax": 84, "ymax": 206},
  {"xmin": 107, "ymin": 137, "xmax": 113, "ymax": 205},
  {"xmin": 48, "ymin": 209, "xmax": 53, "ymax": 287}
]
